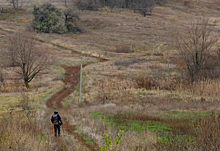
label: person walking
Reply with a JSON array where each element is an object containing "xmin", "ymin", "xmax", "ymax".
[{"xmin": 51, "ymin": 110, "xmax": 62, "ymax": 137}]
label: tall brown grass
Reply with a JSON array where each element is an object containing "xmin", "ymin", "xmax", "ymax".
[
  {"xmin": 96, "ymin": 77, "xmax": 137, "ymax": 104},
  {"xmin": 133, "ymin": 73, "xmax": 177, "ymax": 91},
  {"xmin": 0, "ymin": 111, "xmax": 51, "ymax": 151},
  {"xmin": 176, "ymin": 78, "xmax": 220, "ymax": 97}
]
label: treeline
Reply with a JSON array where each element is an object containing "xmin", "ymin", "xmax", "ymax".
[{"xmin": 75, "ymin": 0, "xmax": 167, "ymax": 16}]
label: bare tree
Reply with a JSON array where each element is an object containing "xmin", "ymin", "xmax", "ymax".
[
  {"xmin": 5, "ymin": 33, "xmax": 53, "ymax": 88},
  {"xmin": 175, "ymin": 18, "xmax": 218, "ymax": 82}
]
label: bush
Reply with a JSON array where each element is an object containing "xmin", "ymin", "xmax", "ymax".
[
  {"xmin": 64, "ymin": 8, "xmax": 83, "ymax": 33},
  {"xmin": 31, "ymin": 3, "xmax": 83, "ymax": 34},
  {"xmin": 32, "ymin": 3, "xmax": 67, "ymax": 33}
]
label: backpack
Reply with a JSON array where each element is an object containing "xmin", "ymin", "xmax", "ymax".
[{"xmin": 52, "ymin": 114, "xmax": 59, "ymax": 125}]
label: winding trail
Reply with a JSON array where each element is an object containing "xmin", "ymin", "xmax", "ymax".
[
  {"xmin": 0, "ymin": 25, "xmax": 107, "ymax": 150},
  {"xmin": 46, "ymin": 59, "xmax": 107, "ymax": 151},
  {"xmin": 46, "ymin": 64, "xmax": 82, "ymax": 109}
]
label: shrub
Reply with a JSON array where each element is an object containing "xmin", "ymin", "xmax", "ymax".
[
  {"xmin": 31, "ymin": 3, "xmax": 83, "ymax": 34},
  {"xmin": 64, "ymin": 8, "xmax": 83, "ymax": 33},
  {"xmin": 31, "ymin": 3, "xmax": 67, "ymax": 33}
]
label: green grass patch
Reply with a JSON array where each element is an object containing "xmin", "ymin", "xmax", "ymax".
[
  {"xmin": 169, "ymin": 111, "xmax": 211, "ymax": 119},
  {"xmin": 90, "ymin": 111, "xmax": 208, "ymax": 146},
  {"xmin": 90, "ymin": 111, "xmax": 170, "ymax": 133},
  {"xmin": 154, "ymin": 111, "xmax": 211, "ymax": 120},
  {"xmin": 157, "ymin": 134, "xmax": 194, "ymax": 146}
]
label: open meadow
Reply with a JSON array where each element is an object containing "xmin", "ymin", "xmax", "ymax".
[{"xmin": 1, "ymin": 0, "xmax": 220, "ymax": 150}]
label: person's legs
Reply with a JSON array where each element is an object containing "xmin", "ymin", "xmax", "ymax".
[
  {"xmin": 54, "ymin": 125, "xmax": 57, "ymax": 137},
  {"xmin": 57, "ymin": 125, "xmax": 61, "ymax": 136}
]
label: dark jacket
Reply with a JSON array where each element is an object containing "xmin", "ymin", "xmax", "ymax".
[{"xmin": 51, "ymin": 113, "xmax": 62, "ymax": 125}]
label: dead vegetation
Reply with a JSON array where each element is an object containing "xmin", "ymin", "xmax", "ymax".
[{"xmin": 1, "ymin": 0, "xmax": 220, "ymax": 150}]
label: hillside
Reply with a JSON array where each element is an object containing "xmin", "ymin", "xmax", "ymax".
[{"xmin": 0, "ymin": 0, "xmax": 220, "ymax": 150}]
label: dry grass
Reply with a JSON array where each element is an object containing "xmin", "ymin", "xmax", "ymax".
[
  {"xmin": 1, "ymin": 0, "xmax": 220, "ymax": 150},
  {"xmin": 67, "ymin": 105, "xmax": 158, "ymax": 151},
  {"xmin": 177, "ymin": 79, "xmax": 220, "ymax": 97},
  {"xmin": 0, "ymin": 111, "xmax": 51, "ymax": 151},
  {"xmin": 0, "ymin": 109, "xmax": 88, "ymax": 151},
  {"xmin": 66, "ymin": 103, "xmax": 220, "ymax": 151}
]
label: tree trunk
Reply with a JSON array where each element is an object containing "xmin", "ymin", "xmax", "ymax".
[
  {"xmin": 24, "ymin": 81, "xmax": 30, "ymax": 89},
  {"xmin": 191, "ymin": 73, "xmax": 194, "ymax": 83}
]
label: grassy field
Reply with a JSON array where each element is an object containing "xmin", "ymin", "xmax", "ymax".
[{"xmin": 0, "ymin": 0, "xmax": 220, "ymax": 150}]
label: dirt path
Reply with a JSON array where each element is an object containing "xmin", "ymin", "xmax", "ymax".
[
  {"xmin": 0, "ymin": 24, "xmax": 107, "ymax": 150},
  {"xmin": 46, "ymin": 64, "xmax": 81, "ymax": 109},
  {"xmin": 37, "ymin": 32, "xmax": 108, "ymax": 150},
  {"xmin": 46, "ymin": 59, "xmax": 107, "ymax": 108},
  {"xmin": 46, "ymin": 59, "xmax": 107, "ymax": 151}
]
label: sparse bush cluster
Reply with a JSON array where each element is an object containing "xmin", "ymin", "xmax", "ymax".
[
  {"xmin": 31, "ymin": 3, "xmax": 82, "ymax": 33},
  {"xmin": 114, "ymin": 59, "xmax": 141, "ymax": 66},
  {"xmin": 134, "ymin": 73, "xmax": 177, "ymax": 91}
]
